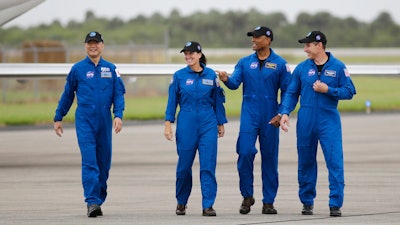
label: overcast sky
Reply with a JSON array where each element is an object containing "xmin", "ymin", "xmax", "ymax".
[{"xmin": 4, "ymin": 0, "xmax": 400, "ymax": 28}]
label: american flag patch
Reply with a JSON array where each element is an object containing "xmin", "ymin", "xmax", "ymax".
[
  {"xmin": 115, "ymin": 69, "xmax": 121, "ymax": 77},
  {"xmin": 286, "ymin": 64, "xmax": 291, "ymax": 72},
  {"xmin": 344, "ymin": 68, "xmax": 350, "ymax": 77},
  {"xmin": 215, "ymin": 78, "xmax": 220, "ymax": 87}
]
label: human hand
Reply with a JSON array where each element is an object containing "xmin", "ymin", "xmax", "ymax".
[
  {"xmin": 113, "ymin": 117, "xmax": 123, "ymax": 134},
  {"xmin": 280, "ymin": 114, "xmax": 290, "ymax": 132},
  {"xmin": 54, "ymin": 121, "xmax": 63, "ymax": 137},
  {"xmin": 164, "ymin": 121, "xmax": 173, "ymax": 141},
  {"xmin": 313, "ymin": 80, "xmax": 328, "ymax": 93},
  {"xmin": 218, "ymin": 125, "xmax": 225, "ymax": 137},
  {"xmin": 268, "ymin": 114, "xmax": 281, "ymax": 128},
  {"xmin": 215, "ymin": 70, "xmax": 228, "ymax": 82}
]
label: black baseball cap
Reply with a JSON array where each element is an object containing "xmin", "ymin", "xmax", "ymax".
[
  {"xmin": 298, "ymin": 31, "xmax": 327, "ymax": 45},
  {"xmin": 84, "ymin": 31, "xmax": 104, "ymax": 43},
  {"xmin": 247, "ymin": 26, "xmax": 273, "ymax": 41},
  {"xmin": 180, "ymin": 41, "xmax": 202, "ymax": 53}
]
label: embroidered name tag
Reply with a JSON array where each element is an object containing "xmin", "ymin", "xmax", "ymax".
[
  {"xmin": 324, "ymin": 70, "xmax": 336, "ymax": 77},
  {"xmin": 265, "ymin": 62, "xmax": 277, "ymax": 69},
  {"xmin": 202, "ymin": 79, "xmax": 214, "ymax": 86},
  {"xmin": 101, "ymin": 67, "xmax": 112, "ymax": 78},
  {"xmin": 101, "ymin": 72, "xmax": 112, "ymax": 78}
]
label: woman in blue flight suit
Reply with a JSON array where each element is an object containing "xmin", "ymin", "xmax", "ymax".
[{"xmin": 164, "ymin": 41, "xmax": 227, "ymax": 217}]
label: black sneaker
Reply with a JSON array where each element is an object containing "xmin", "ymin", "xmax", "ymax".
[
  {"xmin": 239, "ymin": 196, "xmax": 255, "ymax": 214},
  {"xmin": 176, "ymin": 204, "xmax": 186, "ymax": 215},
  {"xmin": 97, "ymin": 207, "xmax": 103, "ymax": 216},
  {"xmin": 330, "ymin": 207, "xmax": 342, "ymax": 217},
  {"xmin": 202, "ymin": 207, "xmax": 216, "ymax": 216},
  {"xmin": 262, "ymin": 203, "xmax": 277, "ymax": 214},
  {"xmin": 302, "ymin": 205, "xmax": 314, "ymax": 215},
  {"xmin": 87, "ymin": 204, "xmax": 102, "ymax": 217}
]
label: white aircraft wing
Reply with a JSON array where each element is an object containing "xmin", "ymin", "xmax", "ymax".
[
  {"xmin": 0, "ymin": 63, "xmax": 399, "ymax": 79},
  {"xmin": 0, "ymin": 0, "xmax": 45, "ymax": 26},
  {"xmin": 0, "ymin": 63, "xmax": 233, "ymax": 78}
]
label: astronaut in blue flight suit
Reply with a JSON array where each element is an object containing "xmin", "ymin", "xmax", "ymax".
[
  {"xmin": 164, "ymin": 41, "xmax": 227, "ymax": 217},
  {"xmin": 54, "ymin": 31, "xmax": 125, "ymax": 217},
  {"xmin": 280, "ymin": 31, "xmax": 356, "ymax": 217},
  {"xmin": 217, "ymin": 26, "xmax": 291, "ymax": 215}
]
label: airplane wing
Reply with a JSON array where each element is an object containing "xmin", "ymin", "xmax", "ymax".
[
  {"xmin": 0, "ymin": 63, "xmax": 232, "ymax": 78},
  {"xmin": 0, "ymin": 63, "xmax": 399, "ymax": 79},
  {"xmin": 0, "ymin": 0, "xmax": 45, "ymax": 26}
]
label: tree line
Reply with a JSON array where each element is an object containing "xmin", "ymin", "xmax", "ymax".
[{"xmin": 1, "ymin": 9, "xmax": 399, "ymax": 48}]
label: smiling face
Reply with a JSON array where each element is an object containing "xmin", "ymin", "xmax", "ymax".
[
  {"xmin": 303, "ymin": 42, "xmax": 322, "ymax": 60},
  {"xmin": 183, "ymin": 51, "xmax": 202, "ymax": 66},
  {"xmin": 251, "ymin": 35, "xmax": 271, "ymax": 51},
  {"xmin": 85, "ymin": 40, "xmax": 104, "ymax": 60}
]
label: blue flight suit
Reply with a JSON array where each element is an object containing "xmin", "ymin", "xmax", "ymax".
[
  {"xmin": 280, "ymin": 52, "xmax": 356, "ymax": 208},
  {"xmin": 223, "ymin": 49, "xmax": 291, "ymax": 204},
  {"xmin": 54, "ymin": 56, "xmax": 125, "ymax": 206},
  {"xmin": 165, "ymin": 64, "xmax": 227, "ymax": 209}
]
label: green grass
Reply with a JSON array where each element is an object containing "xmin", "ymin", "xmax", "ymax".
[
  {"xmin": 344, "ymin": 76, "xmax": 400, "ymax": 112},
  {"xmin": 0, "ymin": 76, "xmax": 399, "ymax": 126},
  {"xmin": 222, "ymin": 76, "xmax": 400, "ymax": 115}
]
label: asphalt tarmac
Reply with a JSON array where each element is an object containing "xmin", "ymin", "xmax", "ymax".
[{"xmin": 0, "ymin": 113, "xmax": 399, "ymax": 225}]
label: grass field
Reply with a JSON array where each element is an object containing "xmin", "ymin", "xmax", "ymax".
[{"xmin": 0, "ymin": 75, "xmax": 399, "ymax": 126}]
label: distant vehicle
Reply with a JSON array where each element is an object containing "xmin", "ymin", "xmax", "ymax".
[{"xmin": 0, "ymin": 0, "xmax": 45, "ymax": 26}]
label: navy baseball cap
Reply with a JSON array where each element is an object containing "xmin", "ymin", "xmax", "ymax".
[
  {"xmin": 84, "ymin": 31, "xmax": 104, "ymax": 43},
  {"xmin": 298, "ymin": 31, "xmax": 327, "ymax": 45},
  {"xmin": 180, "ymin": 41, "xmax": 202, "ymax": 53},
  {"xmin": 247, "ymin": 26, "xmax": 273, "ymax": 41}
]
